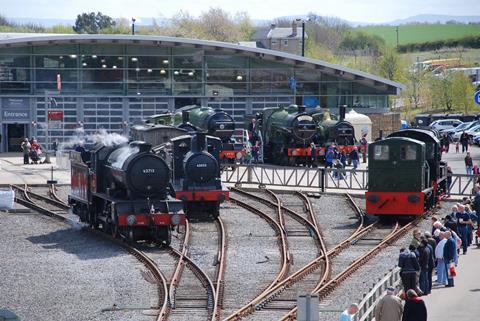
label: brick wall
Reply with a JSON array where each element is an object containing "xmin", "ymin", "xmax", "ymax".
[{"xmin": 369, "ymin": 112, "xmax": 401, "ymax": 140}]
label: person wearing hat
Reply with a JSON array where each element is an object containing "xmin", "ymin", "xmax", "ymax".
[{"xmin": 374, "ymin": 286, "xmax": 403, "ymax": 321}]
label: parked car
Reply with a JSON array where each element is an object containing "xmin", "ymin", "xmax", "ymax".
[
  {"xmin": 473, "ymin": 133, "xmax": 480, "ymax": 145},
  {"xmin": 443, "ymin": 121, "xmax": 479, "ymax": 138},
  {"xmin": 452, "ymin": 124, "xmax": 480, "ymax": 141},
  {"xmin": 429, "ymin": 119, "xmax": 463, "ymax": 131}
]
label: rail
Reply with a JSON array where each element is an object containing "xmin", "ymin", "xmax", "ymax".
[{"xmin": 222, "ymin": 164, "xmax": 476, "ymax": 197}]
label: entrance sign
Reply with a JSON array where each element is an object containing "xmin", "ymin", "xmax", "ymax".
[{"xmin": 2, "ymin": 109, "xmax": 30, "ymax": 121}]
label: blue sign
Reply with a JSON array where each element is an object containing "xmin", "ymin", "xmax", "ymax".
[
  {"xmin": 288, "ymin": 77, "xmax": 297, "ymax": 90},
  {"xmin": 475, "ymin": 91, "xmax": 480, "ymax": 105}
]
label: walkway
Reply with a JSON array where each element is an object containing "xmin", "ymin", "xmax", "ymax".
[{"xmin": 423, "ymin": 245, "xmax": 480, "ymax": 320}]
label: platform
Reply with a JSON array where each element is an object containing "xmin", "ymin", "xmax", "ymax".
[
  {"xmin": 423, "ymin": 245, "xmax": 480, "ymax": 320},
  {"xmin": 0, "ymin": 153, "xmax": 70, "ymax": 185}
]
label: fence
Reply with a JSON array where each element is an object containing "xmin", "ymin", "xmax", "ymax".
[
  {"xmin": 222, "ymin": 164, "xmax": 475, "ymax": 197},
  {"xmin": 354, "ymin": 267, "xmax": 401, "ymax": 321}
]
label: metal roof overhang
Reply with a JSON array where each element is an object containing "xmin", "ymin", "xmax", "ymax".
[{"xmin": 0, "ymin": 34, "xmax": 405, "ymax": 94}]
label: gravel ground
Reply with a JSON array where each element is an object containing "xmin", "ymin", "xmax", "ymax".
[
  {"xmin": 220, "ymin": 200, "xmax": 281, "ymax": 320},
  {"xmin": 188, "ymin": 221, "xmax": 219, "ymax": 282},
  {"xmin": 53, "ymin": 185, "xmax": 71, "ymax": 204},
  {"xmin": 250, "ymin": 191, "xmax": 320, "ymax": 273},
  {"xmin": 0, "ymin": 210, "xmax": 157, "ymax": 321},
  {"xmin": 310, "ymin": 194, "xmax": 360, "ymax": 250}
]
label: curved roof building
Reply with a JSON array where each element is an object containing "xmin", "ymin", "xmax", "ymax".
[{"xmin": 0, "ymin": 33, "xmax": 403, "ymax": 152}]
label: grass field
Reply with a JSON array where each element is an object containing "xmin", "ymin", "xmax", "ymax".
[{"xmin": 357, "ymin": 24, "xmax": 480, "ymax": 46}]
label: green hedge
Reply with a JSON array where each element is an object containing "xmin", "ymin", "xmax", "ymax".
[{"xmin": 397, "ymin": 35, "xmax": 480, "ymax": 52}]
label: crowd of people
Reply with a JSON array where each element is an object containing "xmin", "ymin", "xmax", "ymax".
[{"xmin": 340, "ymin": 197, "xmax": 479, "ymax": 321}]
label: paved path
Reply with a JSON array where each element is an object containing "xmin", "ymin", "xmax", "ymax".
[
  {"xmin": 423, "ymin": 244, "xmax": 480, "ymax": 321},
  {"xmin": 0, "ymin": 153, "xmax": 70, "ymax": 185}
]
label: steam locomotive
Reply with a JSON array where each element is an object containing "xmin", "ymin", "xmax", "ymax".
[
  {"xmin": 169, "ymin": 132, "xmax": 229, "ymax": 220},
  {"xmin": 256, "ymin": 105, "xmax": 317, "ymax": 165},
  {"xmin": 366, "ymin": 128, "xmax": 448, "ymax": 217},
  {"xmin": 146, "ymin": 105, "xmax": 241, "ymax": 162},
  {"xmin": 252, "ymin": 105, "xmax": 356, "ymax": 166},
  {"xmin": 68, "ymin": 141, "xmax": 185, "ymax": 244}
]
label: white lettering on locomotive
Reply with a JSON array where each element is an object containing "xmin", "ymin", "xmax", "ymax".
[
  {"xmin": 196, "ymin": 163, "xmax": 207, "ymax": 168},
  {"xmin": 142, "ymin": 168, "xmax": 155, "ymax": 174}
]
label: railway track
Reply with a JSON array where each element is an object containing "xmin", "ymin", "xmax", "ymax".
[
  {"xmin": 10, "ymin": 183, "xmax": 170, "ymax": 321},
  {"xmin": 222, "ymin": 191, "xmax": 405, "ymax": 321},
  {"xmin": 278, "ymin": 195, "xmax": 421, "ymax": 321},
  {"xmin": 225, "ymin": 188, "xmax": 326, "ymax": 321}
]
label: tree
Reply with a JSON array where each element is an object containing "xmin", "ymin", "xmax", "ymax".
[
  {"xmin": 429, "ymin": 73, "xmax": 454, "ymax": 111},
  {"xmin": 339, "ymin": 31, "xmax": 385, "ymax": 54},
  {"xmin": 199, "ymin": 7, "xmax": 240, "ymax": 42},
  {"xmin": 451, "ymin": 71, "xmax": 476, "ymax": 113},
  {"xmin": 73, "ymin": 12, "xmax": 115, "ymax": 34},
  {"xmin": 377, "ymin": 48, "xmax": 403, "ymax": 81}
]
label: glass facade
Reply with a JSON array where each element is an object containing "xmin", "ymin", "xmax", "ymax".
[
  {"xmin": 0, "ymin": 40, "xmax": 399, "ymax": 151},
  {"xmin": 0, "ymin": 44, "xmax": 394, "ymax": 108}
]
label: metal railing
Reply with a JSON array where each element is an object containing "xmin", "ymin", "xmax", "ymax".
[
  {"xmin": 222, "ymin": 164, "xmax": 324, "ymax": 190},
  {"xmin": 353, "ymin": 267, "xmax": 401, "ymax": 321},
  {"xmin": 222, "ymin": 164, "xmax": 475, "ymax": 197}
]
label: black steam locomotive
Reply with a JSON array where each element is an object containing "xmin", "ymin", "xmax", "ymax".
[
  {"xmin": 169, "ymin": 132, "xmax": 229, "ymax": 220},
  {"xmin": 147, "ymin": 105, "xmax": 242, "ymax": 162},
  {"xmin": 68, "ymin": 141, "xmax": 185, "ymax": 244}
]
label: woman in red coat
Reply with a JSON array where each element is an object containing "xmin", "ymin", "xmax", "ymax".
[{"xmin": 402, "ymin": 289, "xmax": 427, "ymax": 321}]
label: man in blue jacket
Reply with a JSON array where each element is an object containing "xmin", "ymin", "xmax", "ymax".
[
  {"xmin": 443, "ymin": 230, "xmax": 457, "ymax": 287},
  {"xmin": 398, "ymin": 245, "xmax": 420, "ymax": 293}
]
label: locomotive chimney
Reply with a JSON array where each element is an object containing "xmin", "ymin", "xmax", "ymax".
[
  {"xmin": 339, "ymin": 105, "xmax": 346, "ymax": 121},
  {"xmin": 192, "ymin": 132, "xmax": 207, "ymax": 152},
  {"xmin": 130, "ymin": 141, "xmax": 151, "ymax": 153},
  {"xmin": 182, "ymin": 111, "xmax": 189, "ymax": 123},
  {"xmin": 298, "ymin": 105, "xmax": 306, "ymax": 113}
]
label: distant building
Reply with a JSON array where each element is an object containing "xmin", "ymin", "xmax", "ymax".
[
  {"xmin": 252, "ymin": 21, "xmax": 307, "ymax": 55},
  {"xmin": 0, "ymin": 33, "xmax": 403, "ymax": 152}
]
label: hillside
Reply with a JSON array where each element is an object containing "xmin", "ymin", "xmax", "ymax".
[{"xmin": 358, "ymin": 23, "xmax": 480, "ymax": 46}]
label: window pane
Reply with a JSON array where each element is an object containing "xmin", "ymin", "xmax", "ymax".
[
  {"xmin": 0, "ymin": 55, "xmax": 31, "ymax": 93},
  {"xmin": 373, "ymin": 145, "xmax": 389, "ymax": 160},
  {"xmin": 400, "ymin": 145, "xmax": 416, "ymax": 160},
  {"xmin": 206, "ymin": 69, "xmax": 246, "ymax": 82},
  {"xmin": 205, "ymin": 54, "xmax": 247, "ymax": 68}
]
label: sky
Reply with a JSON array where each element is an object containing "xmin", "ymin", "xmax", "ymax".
[{"xmin": 1, "ymin": 0, "xmax": 480, "ymax": 23}]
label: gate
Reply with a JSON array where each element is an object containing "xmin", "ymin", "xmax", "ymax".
[{"xmin": 222, "ymin": 165, "xmax": 475, "ymax": 198}]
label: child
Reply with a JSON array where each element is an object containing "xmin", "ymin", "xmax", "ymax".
[{"xmin": 456, "ymin": 142, "xmax": 460, "ymax": 153}]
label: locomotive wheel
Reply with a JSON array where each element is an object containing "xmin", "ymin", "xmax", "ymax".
[{"xmin": 157, "ymin": 227, "xmax": 171, "ymax": 246}]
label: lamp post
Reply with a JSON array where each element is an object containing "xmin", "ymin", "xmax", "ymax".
[
  {"xmin": 296, "ymin": 18, "xmax": 310, "ymax": 57},
  {"xmin": 132, "ymin": 17, "xmax": 136, "ymax": 35}
]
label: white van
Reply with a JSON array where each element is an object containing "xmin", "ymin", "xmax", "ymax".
[{"xmin": 429, "ymin": 119, "xmax": 463, "ymax": 131}]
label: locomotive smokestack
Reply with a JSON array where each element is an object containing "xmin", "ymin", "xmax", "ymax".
[
  {"xmin": 182, "ymin": 111, "xmax": 189, "ymax": 123},
  {"xmin": 339, "ymin": 105, "xmax": 346, "ymax": 121},
  {"xmin": 298, "ymin": 105, "xmax": 306, "ymax": 113},
  {"xmin": 192, "ymin": 132, "xmax": 207, "ymax": 152},
  {"xmin": 130, "ymin": 141, "xmax": 151, "ymax": 153}
]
